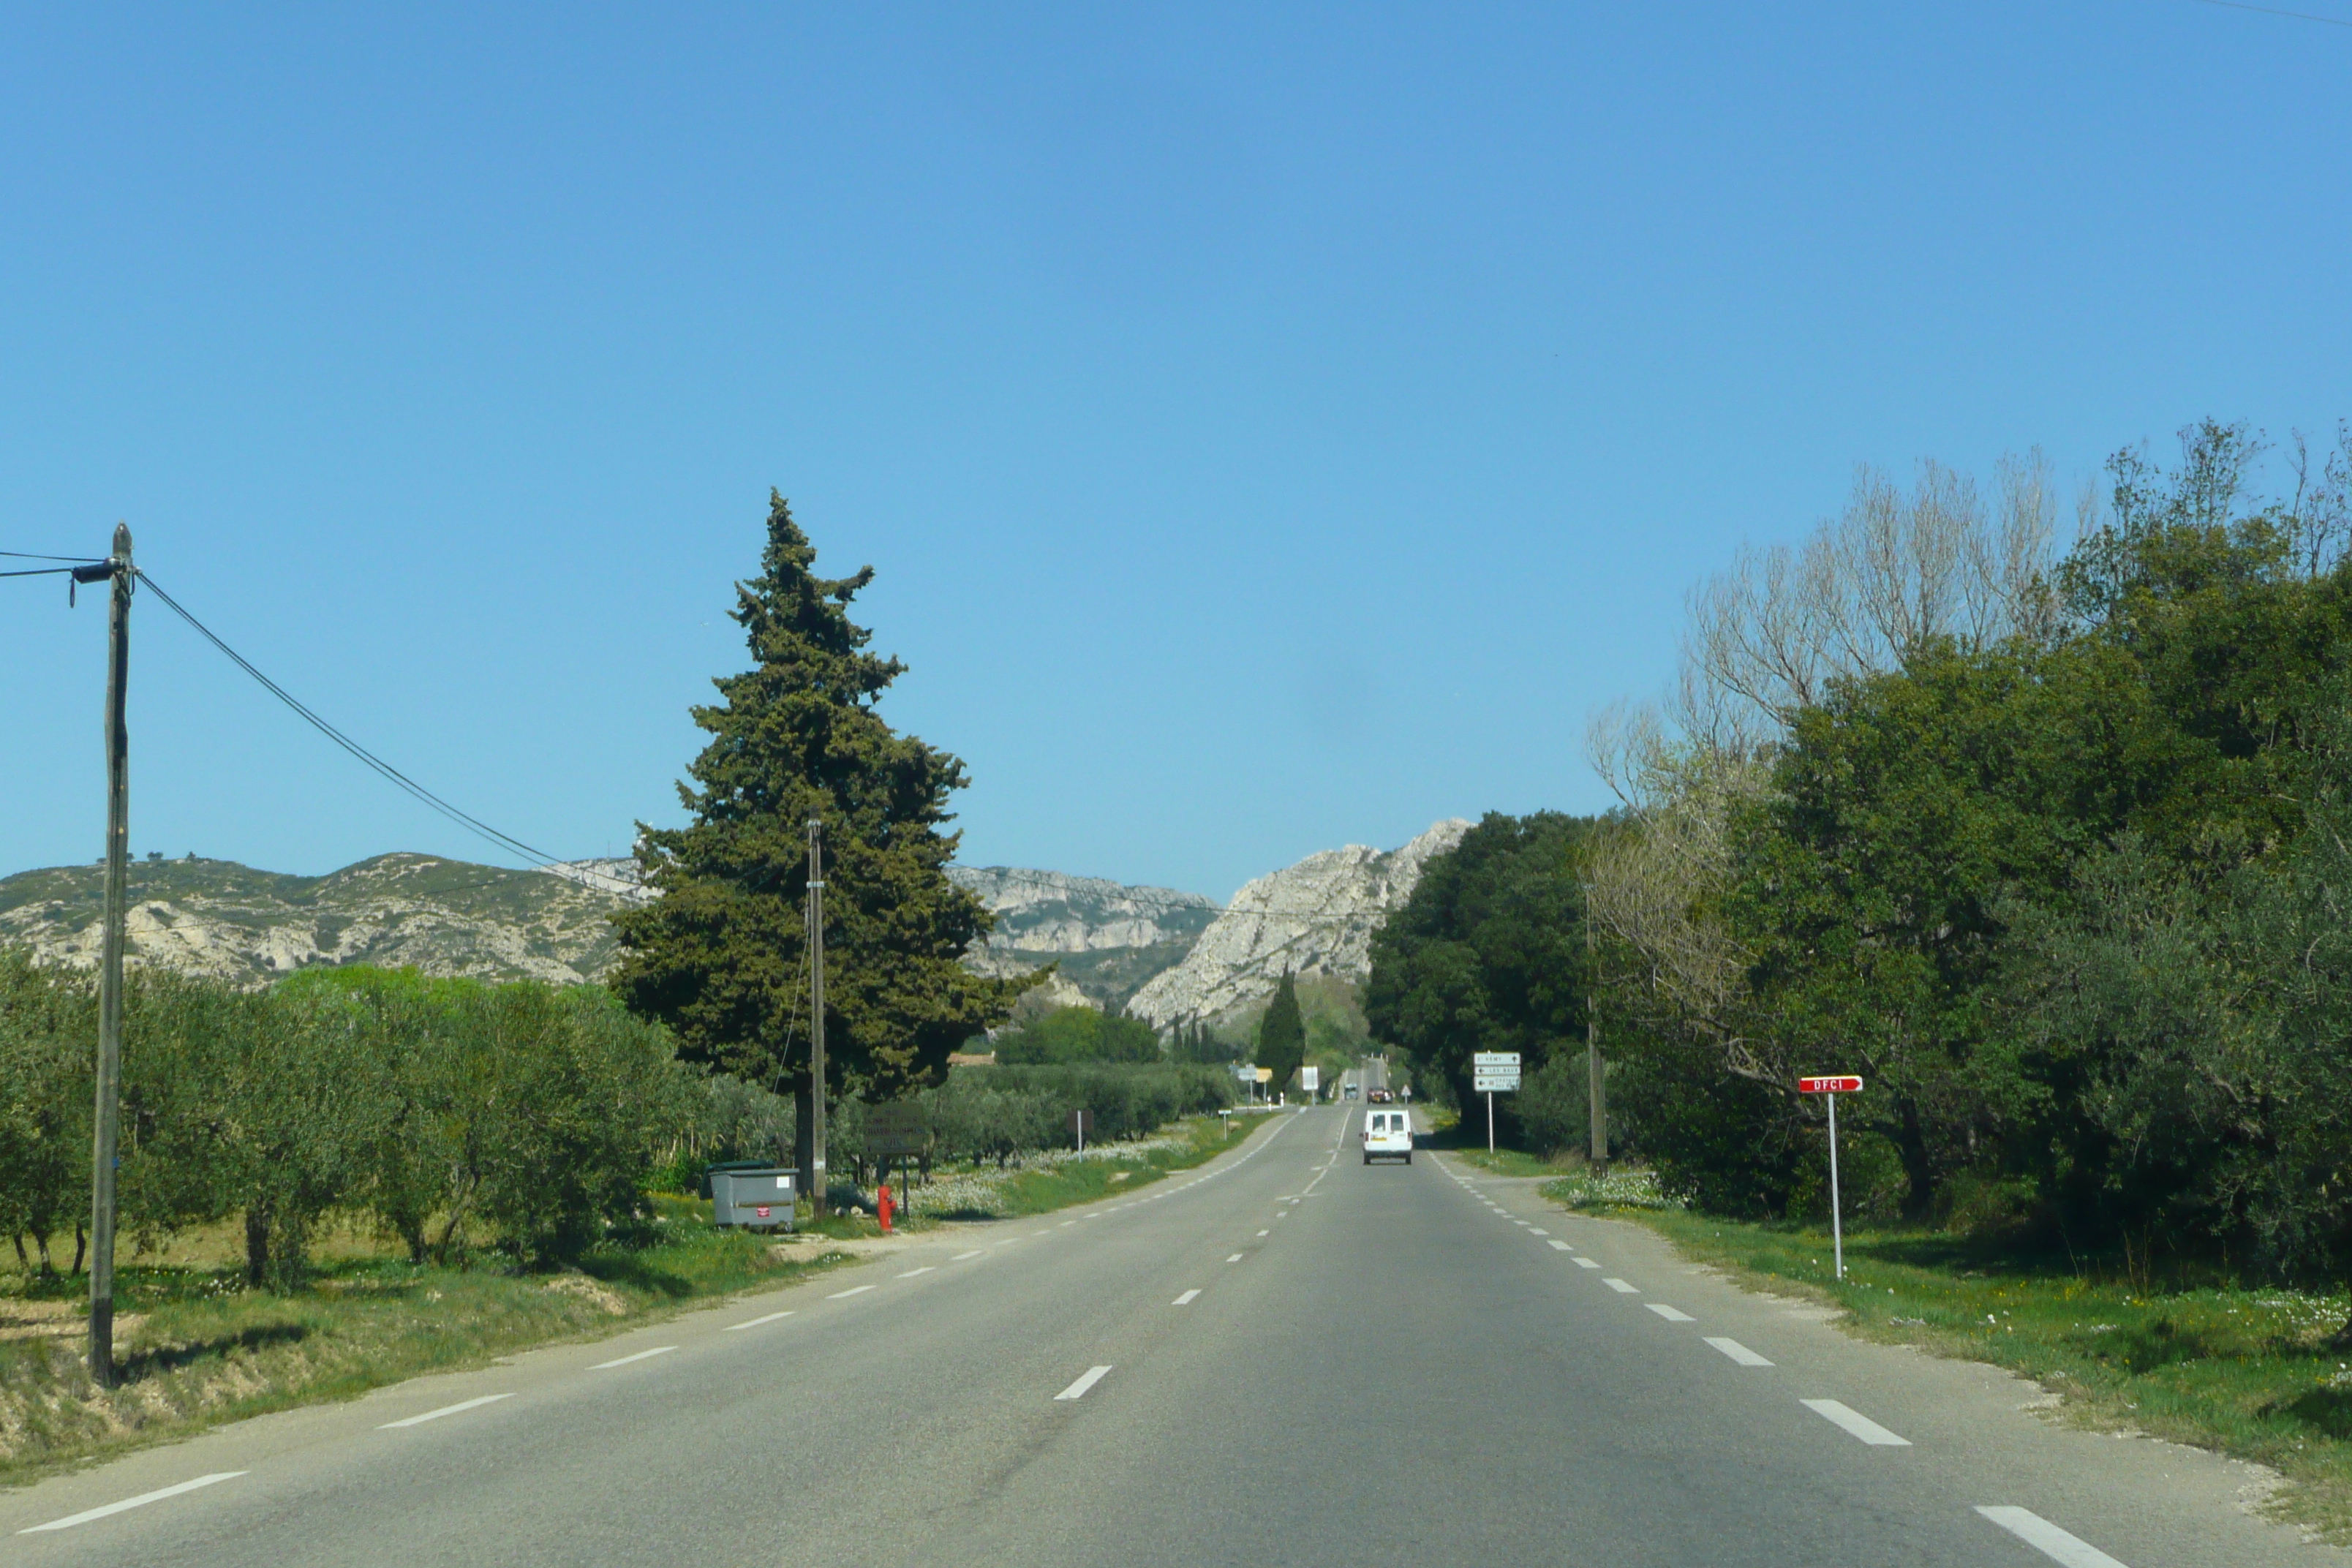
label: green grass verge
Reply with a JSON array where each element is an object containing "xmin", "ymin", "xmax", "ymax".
[
  {"xmin": 0, "ymin": 1194, "xmax": 848, "ymax": 1488},
  {"xmin": 1450, "ymin": 1147, "xmax": 1578, "ymax": 1179},
  {"xmin": 981, "ymin": 1113, "xmax": 1254, "ymax": 1216},
  {"xmin": 1541, "ymin": 1182, "xmax": 2352, "ymax": 1541}
]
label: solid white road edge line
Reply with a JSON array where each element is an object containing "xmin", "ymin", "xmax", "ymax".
[
  {"xmin": 378, "ymin": 1393, "xmax": 514, "ymax": 1428},
  {"xmin": 19, "ymin": 1473, "xmax": 248, "ymax": 1534},
  {"xmin": 592, "ymin": 1346, "xmax": 679, "ymax": 1369},
  {"xmin": 1705, "ymin": 1336, "xmax": 1773, "ymax": 1366},
  {"xmin": 724, "ymin": 1311, "xmax": 796, "ymax": 1332},
  {"xmin": 1645, "ymin": 1303, "xmax": 1697, "ymax": 1322},
  {"xmin": 1174, "ymin": 1289, "xmax": 1201, "ymax": 1305},
  {"xmin": 1973, "ymin": 1506, "xmax": 2129, "ymax": 1568},
  {"xmin": 1603, "ymin": 1278, "xmax": 1640, "ymax": 1294},
  {"xmin": 827, "ymin": 1286, "xmax": 875, "ymax": 1300},
  {"xmin": 1055, "ymin": 1365, "xmax": 1114, "ymax": 1401},
  {"xmin": 1801, "ymin": 1398, "xmax": 1912, "ymax": 1446}
]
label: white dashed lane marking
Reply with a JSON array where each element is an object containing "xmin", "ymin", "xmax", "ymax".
[
  {"xmin": 592, "ymin": 1346, "xmax": 678, "ymax": 1370},
  {"xmin": 826, "ymin": 1286, "xmax": 875, "ymax": 1300},
  {"xmin": 1574, "ymin": 1258, "xmax": 1602, "ymax": 1269},
  {"xmin": 725, "ymin": 1311, "xmax": 795, "ymax": 1332},
  {"xmin": 379, "ymin": 1394, "xmax": 513, "ymax": 1429},
  {"xmin": 1055, "ymin": 1365, "xmax": 1113, "ymax": 1401},
  {"xmin": 1705, "ymin": 1337, "xmax": 1773, "ymax": 1366},
  {"xmin": 952, "ymin": 1250, "xmax": 984, "ymax": 1261},
  {"xmin": 1226, "ymin": 1253, "xmax": 1244, "ymax": 1263},
  {"xmin": 1546, "ymin": 1239, "xmax": 1573, "ymax": 1251},
  {"xmin": 1801, "ymin": 1398, "xmax": 1911, "ymax": 1447},
  {"xmin": 1973, "ymin": 1507, "xmax": 2129, "ymax": 1568},
  {"xmin": 1602, "ymin": 1278, "xmax": 1640, "ymax": 1294},
  {"xmin": 1173, "ymin": 1289, "xmax": 1201, "ymax": 1305},
  {"xmin": 897, "ymin": 1267, "xmax": 935, "ymax": 1278},
  {"xmin": 18, "ymin": 1473, "xmax": 247, "ymax": 1534},
  {"xmin": 1644, "ymin": 1303, "xmax": 1696, "ymax": 1322}
]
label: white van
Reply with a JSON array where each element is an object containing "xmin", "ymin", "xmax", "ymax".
[{"xmin": 1361, "ymin": 1108, "xmax": 1413, "ymax": 1164}]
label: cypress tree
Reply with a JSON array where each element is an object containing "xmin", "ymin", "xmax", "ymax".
[
  {"xmin": 611, "ymin": 494, "xmax": 1032, "ymax": 1128},
  {"xmin": 1256, "ymin": 969, "xmax": 1306, "ymax": 1102}
]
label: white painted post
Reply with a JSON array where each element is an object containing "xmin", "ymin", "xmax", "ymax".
[{"xmin": 1827, "ymin": 1090, "xmax": 1844, "ymax": 1281}]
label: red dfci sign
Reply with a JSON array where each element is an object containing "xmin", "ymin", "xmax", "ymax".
[{"xmin": 1798, "ymin": 1075, "xmax": 1863, "ymax": 1094}]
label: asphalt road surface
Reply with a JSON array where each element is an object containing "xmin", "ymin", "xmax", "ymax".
[{"xmin": 4, "ymin": 1107, "xmax": 2338, "ymax": 1567}]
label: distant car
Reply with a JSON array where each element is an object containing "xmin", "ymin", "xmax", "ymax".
[
  {"xmin": 1368, "ymin": 1088, "xmax": 1394, "ymax": 1104},
  {"xmin": 1343, "ymin": 1084, "xmax": 1360, "ymax": 1101},
  {"xmin": 1362, "ymin": 1107, "xmax": 1412, "ymax": 1164}
]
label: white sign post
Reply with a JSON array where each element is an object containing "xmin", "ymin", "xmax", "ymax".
[
  {"xmin": 1472, "ymin": 1052, "xmax": 1522, "ymax": 1153},
  {"xmin": 1798, "ymin": 1075, "xmax": 1863, "ymax": 1279}
]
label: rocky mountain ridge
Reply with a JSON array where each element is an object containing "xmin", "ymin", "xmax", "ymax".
[
  {"xmin": 0, "ymin": 853, "xmax": 632, "ymax": 987},
  {"xmin": 1126, "ymin": 819, "xmax": 1471, "ymax": 1028},
  {"xmin": 0, "ymin": 823, "xmax": 1471, "ymax": 1018},
  {"xmin": 946, "ymin": 865, "xmax": 1219, "ymax": 1013}
]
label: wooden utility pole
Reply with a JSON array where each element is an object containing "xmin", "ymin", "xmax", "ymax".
[
  {"xmin": 1586, "ymin": 919, "xmax": 1606, "ymax": 1170},
  {"xmin": 806, "ymin": 815, "xmax": 829, "ymax": 1218},
  {"xmin": 89, "ymin": 522, "xmax": 132, "ymax": 1389}
]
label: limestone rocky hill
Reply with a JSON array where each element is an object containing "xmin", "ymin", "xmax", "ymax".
[
  {"xmin": 0, "ymin": 853, "xmax": 639, "ymax": 987},
  {"xmin": 944, "ymin": 866, "xmax": 1217, "ymax": 1013},
  {"xmin": 1125, "ymin": 820, "xmax": 1471, "ymax": 1029}
]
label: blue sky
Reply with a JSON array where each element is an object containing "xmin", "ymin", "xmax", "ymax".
[{"xmin": 2, "ymin": 2, "xmax": 2347, "ymax": 899}]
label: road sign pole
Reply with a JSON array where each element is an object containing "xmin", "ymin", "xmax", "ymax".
[
  {"xmin": 1827, "ymin": 1090, "xmax": 1844, "ymax": 1281},
  {"xmin": 1486, "ymin": 1090, "xmax": 1494, "ymax": 1153}
]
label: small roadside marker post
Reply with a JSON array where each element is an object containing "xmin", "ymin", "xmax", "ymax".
[{"xmin": 1798, "ymin": 1075, "xmax": 1863, "ymax": 1278}]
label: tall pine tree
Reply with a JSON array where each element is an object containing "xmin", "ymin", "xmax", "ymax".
[{"xmin": 611, "ymin": 494, "xmax": 1031, "ymax": 1134}]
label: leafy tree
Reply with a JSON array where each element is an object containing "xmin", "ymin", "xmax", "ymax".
[
  {"xmin": 1365, "ymin": 811, "xmax": 1596, "ymax": 1137},
  {"xmin": 610, "ymin": 495, "xmax": 1034, "ymax": 1179},
  {"xmin": 993, "ymin": 1005, "xmax": 1160, "ymax": 1065},
  {"xmin": 0, "ymin": 951, "xmax": 93, "ymax": 1274},
  {"xmin": 1256, "ymin": 970, "xmax": 1305, "ymax": 1101}
]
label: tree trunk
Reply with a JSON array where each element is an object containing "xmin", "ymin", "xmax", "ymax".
[
  {"xmin": 245, "ymin": 1207, "xmax": 271, "ymax": 1288},
  {"xmin": 1894, "ymin": 1099, "xmax": 1937, "ymax": 1221},
  {"xmin": 71, "ymin": 1221, "xmax": 86, "ymax": 1276}
]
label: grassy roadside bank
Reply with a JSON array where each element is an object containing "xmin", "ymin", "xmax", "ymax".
[
  {"xmin": 0, "ymin": 1112, "xmax": 1259, "ymax": 1488},
  {"xmin": 1541, "ymin": 1177, "xmax": 2352, "ymax": 1540}
]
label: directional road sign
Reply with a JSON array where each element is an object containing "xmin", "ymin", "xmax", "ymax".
[{"xmin": 1472, "ymin": 1052, "xmax": 1521, "ymax": 1092}]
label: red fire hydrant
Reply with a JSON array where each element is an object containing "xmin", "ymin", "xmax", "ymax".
[{"xmin": 878, "ymin": 1182, "xmax": 894, "ymax": 1234}]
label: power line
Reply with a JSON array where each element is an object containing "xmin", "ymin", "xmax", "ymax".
[
  {"xmin": 131, "ymin": 570, "xmax": 620, "ymax": 887},
  {"xmin": 2192, "ymin": 0, "xmax": 2352, "ymax": 26},
  {"xmin": 1, "ymin": 549, "xmax": 108, "ymax": 563}
]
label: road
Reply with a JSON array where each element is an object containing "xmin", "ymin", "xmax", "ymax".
[{"xmin": 2, "ymin": 1105, "xmax": 2336, "ymax": 1567}]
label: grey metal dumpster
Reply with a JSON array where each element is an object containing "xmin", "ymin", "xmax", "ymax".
[{"xmin": 710, "ymin": 1167, "xmax": 796, "ymax": 1231}]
